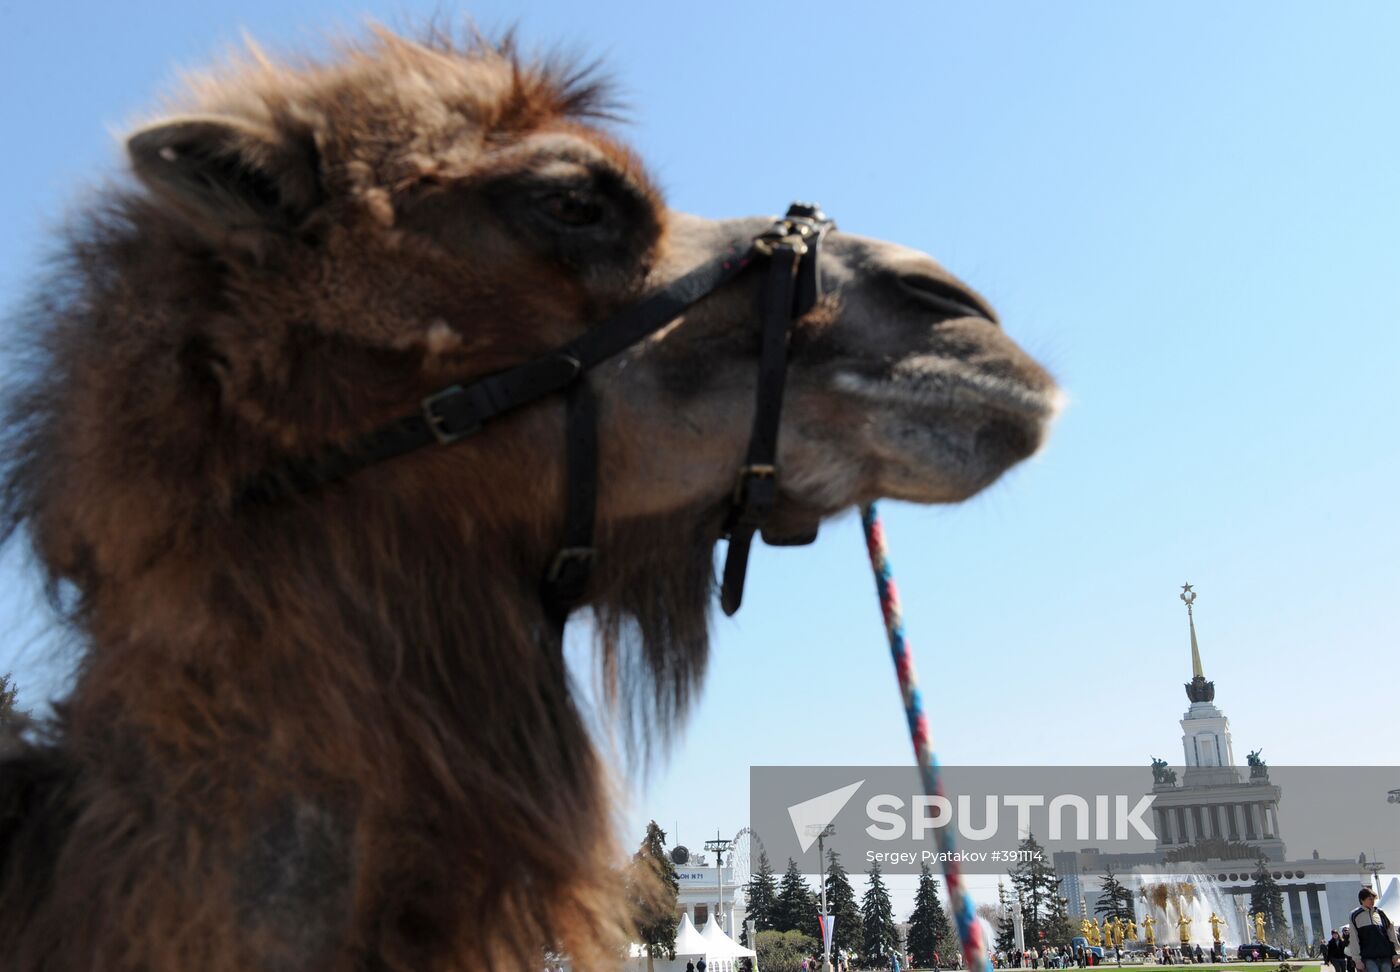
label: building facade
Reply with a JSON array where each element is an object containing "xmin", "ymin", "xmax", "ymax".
[
  {"xmin": 674, "ymin": 861, "xmax": 743, "ymax": 935},
  {"xmin": 1056, "ymin": 585, "xmax": 1370, "ymax": 948}
]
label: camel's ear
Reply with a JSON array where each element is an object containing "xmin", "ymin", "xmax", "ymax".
[{"xmin": 127, "ymin": 115, "xmax": 322, "ymax": 250}]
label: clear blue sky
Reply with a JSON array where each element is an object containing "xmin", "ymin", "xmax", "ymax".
[{"xmin": 3, "ymin": 0, "xmax": 1398, "ymax": 912}]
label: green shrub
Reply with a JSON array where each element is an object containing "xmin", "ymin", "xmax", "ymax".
[{"xmin": 756, "ymin": 929, "xmax": 821, "ymax": 972}]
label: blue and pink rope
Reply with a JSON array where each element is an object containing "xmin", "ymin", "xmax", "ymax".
[{"xmin": 860, "ymin": 503, "xmax": 989, "ymax": 972}]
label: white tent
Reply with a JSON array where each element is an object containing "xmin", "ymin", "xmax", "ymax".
[
  {"xmin": 695, "ymin": 915, "xmax": 757, "ymax": 972},
  {"xmin": 674, "ymin": 913, "xmax": 712, "ymax": 957},
  {"xmin": 625, "ymin": 914, "xmax": 729, "ymax": 972},
  {"xmin": 699, "ymin": 916, "xmax": 756, "ymax": 959},
  {"xmin": 1379, "ymin": 877, "xmax": 1400, "ymax": 915}
]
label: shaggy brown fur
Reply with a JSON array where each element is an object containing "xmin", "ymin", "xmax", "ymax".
[
  {"xmin": 0, "ymin": 29, "xmax": 706, "ymax": 972},
  {"xmin": 0, "ymin": 24, "xmax": 1057, "ymax": 972}
]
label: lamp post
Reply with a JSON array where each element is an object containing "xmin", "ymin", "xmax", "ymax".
[
  {"xmin": 807, "ymin": 824, "xmax": 837, "ymax": 972},
  {"xmin": 705, "ymin": 830, "xmax": 734, "ymax": 934},
  {"xmin": 1359, "ymin": 853, "xmax": 1386, "ymax": 897}
]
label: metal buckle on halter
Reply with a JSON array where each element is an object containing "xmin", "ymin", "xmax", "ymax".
[
  {"xmin": 422, "ymin": 385, "xmax": 482, "ymax": 444},
  {"xmin": 753, "ymin": 202, "xmax": 834, "ymax": 257},
  {"xmin": 753, "ymin": 220, "xmax": 814, "ymax": 257}
]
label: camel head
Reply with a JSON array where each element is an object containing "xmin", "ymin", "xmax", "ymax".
[{"xmin": 108, "ymin": 31, "xmax": 1055, "ymax": 571}]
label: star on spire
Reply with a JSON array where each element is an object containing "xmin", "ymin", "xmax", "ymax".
[{"xmin": 1179, "ymin": 583, "xmax": 1214, "ymax": 701}]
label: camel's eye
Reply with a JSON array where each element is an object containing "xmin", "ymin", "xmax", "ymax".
[{"xmin": 537, "ymin": 189, "xmax": 605, "ymax": 228}]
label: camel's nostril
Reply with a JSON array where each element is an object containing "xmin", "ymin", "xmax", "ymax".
[{"xmin": 898, "ymin": 274, "xmax": 993, "ymax": 323}]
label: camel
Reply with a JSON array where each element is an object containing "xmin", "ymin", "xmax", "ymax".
[{"xmin": 0, "ymin": 27, "xmax": 1058, "ymax": 972}]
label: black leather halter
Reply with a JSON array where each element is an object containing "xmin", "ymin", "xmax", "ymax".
[{"xmin": 239, "ymin": 202, "xmax": 835, "ymax": 631}]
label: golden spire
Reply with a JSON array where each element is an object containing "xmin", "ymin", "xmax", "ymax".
[{"xmin": 1180, "ymin": 583, "xmax": 1203, "ymax": 678}]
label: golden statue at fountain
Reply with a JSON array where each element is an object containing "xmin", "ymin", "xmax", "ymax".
[{"xmin": 1209, "ymin": 913, "xmax": 1225, "ymax": 944}]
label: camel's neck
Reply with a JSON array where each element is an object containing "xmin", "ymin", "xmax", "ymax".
[
  {"xmin": 48, "ymin": 503, "xmax": 627, "ymax": 972},
  {"xmin": 68, "ymin": 505, "xmax": 576, "ymax": 799}
]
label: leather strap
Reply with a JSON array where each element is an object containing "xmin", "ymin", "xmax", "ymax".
[
  {"xmin": 719, "ymin": 205, "xmax": 832, "ymax": 615},
  {"xmin": 720, "ymin": 244, "xmax": 799, "ymax": 615},
  {"xmin": 233, "ymin": 204, "xmax": 833, "ymax": 632},
  {"xmin": 238, "ymin": 246, "xmax": 756, "ymax": 506},
  {"xmin": 541, "ymin": 376, "xmax": 599, "ymax": 631}
]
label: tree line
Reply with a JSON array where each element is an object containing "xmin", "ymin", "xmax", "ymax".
[
  {"xmin": 614, "ymin": 815, "xmax": 1306, "ymax": 969},
  {"xmin": 744, "ymin": 850, "xmax": 957, "ymax": 968}
]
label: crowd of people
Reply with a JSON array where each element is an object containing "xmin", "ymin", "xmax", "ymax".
[
  {"xmin": 986, "ymin": 942, "xmax": 1231, "ymax": 968},
  {"xmin": 990, "ymin": 885, "xmax": 1396, "ymax": 972},
  {"xmin": 725, "ymin": 885, "xmax": 1397, "ymax": 972},
  {"xmin": 990, "ymin": 946, "xmax": 1074, "ymax": 968}
]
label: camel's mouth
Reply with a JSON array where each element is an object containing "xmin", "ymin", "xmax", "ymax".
[
  {"xmin": 831, "ymin": 354, "xmax": 1062, "ymax": 499},
  {"xmin": 833, "ymin": 355, "xmax": 1062, "ymax": 425}
]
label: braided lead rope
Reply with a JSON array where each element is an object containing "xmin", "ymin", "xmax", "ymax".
[{"xmin": 860, "ymin": 503, "xmax": 989, "ymax": 972}]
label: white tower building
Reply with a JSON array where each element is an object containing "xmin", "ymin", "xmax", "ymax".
[{"xmin": 1150, "ymin": 585, "xmax": 1284, "ymax": 860}]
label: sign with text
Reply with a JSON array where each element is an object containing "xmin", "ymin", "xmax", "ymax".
[{"xmin": 750, "ymin": 765, "xmax": 1397, "ymax": 875}]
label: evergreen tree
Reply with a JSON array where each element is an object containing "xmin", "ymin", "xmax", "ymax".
[
  {"xmin": 0, "ymin": 673, "xmax": 24, "ymax": 733},
  {"xmin": 774, "ymin": 858, "xmax": 814, "ymax": 934},
  {"xmin": 824, "ymin": 850, "xmax": 864, "ymax": 959},
  {"xmin": 1010, "ymin": 834, "xmax": 1060, "ymax": 944},
  {"xmin": 627, "ymin": 821, "xmax": 680, "ymax": 969},
  {"xmin": 995, "ymin": 882, "xmax": 1017, "ymax": 953},
  {"xmin": 908, "ymin": 863, "xmax": 954, "ymax": 967},
  {"xmin": 1248, "ymin": 856, "xmax": 1288, "ymax": 940},
  {"xmin": 1093, "ymin": 867, "xmax": 1135, "ymax": 922},
  {"xmin": 745, "ymin": 851, "xmax": 781, "ymax": 937},
  {"xmin": 861, "ymin": 861, "xmax": 899, "ymax": 963}
]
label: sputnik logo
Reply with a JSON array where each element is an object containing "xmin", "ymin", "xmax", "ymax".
[{"xmin": 787, "ymin": 780, "xmax": 864, "ymax": 852}]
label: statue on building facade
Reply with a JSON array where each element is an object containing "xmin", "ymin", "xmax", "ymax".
[{"xmin": 1151, "ymin": 756, "xmax": 1178, "ymax": 786}]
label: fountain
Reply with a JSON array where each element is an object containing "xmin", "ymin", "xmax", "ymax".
[{"xmin": 1129, "ymin": 871, "xmax": 1248, "ymax": 949}]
